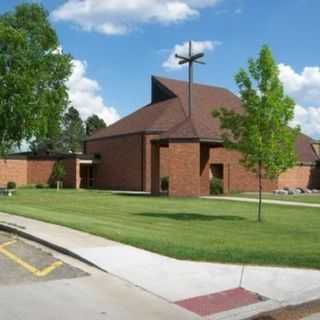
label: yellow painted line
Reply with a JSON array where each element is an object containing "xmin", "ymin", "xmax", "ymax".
[
  {"xmin": 35, "ymin": 261, "xmax": 64, "ymax": 277},
  {"xmin": 0, "ymin": 245, "xmax": 38, "ymax": 274},
  {"xmin": 0, "ymin": 240, "xmax": 63, "ymax": 277},
  {"xmin": 0, "ymin": 240, "xmax": 17, "ymax": 249}
]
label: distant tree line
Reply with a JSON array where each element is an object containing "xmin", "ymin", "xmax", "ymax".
[{"xmin": 30, "ymin": 107, "xmax": 107, "ymax": 154}]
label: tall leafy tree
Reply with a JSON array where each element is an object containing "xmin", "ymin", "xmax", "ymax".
[
  {"xmin": 29, "ymin": 132, "xmax": 63, "ymax": 154},
  {"xmin": 62, "ymin": 107, "xmax": 85, "ymax": 153},
  {"xmin": 213, "ymin": 45, "xmax": 299, "ymax": 222},
  {"xmin": 85, "ymin": 114, "xmax": 107, "ymax": 136},
  {"xmin": 0, "ymin": 3, "xmax": 72, "ymax": 155}
]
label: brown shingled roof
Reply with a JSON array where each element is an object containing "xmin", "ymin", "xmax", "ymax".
[
  {"xmin": 87, "ymin": 96, "xmax": 185, "ymax": 140},
  {"xmin": 159, "ymin": 116, "xmax": 221, "ymax": 141},
  {"xmin": 86, "ymin": 76, "xmax": 319, "ymax": 163},
  {"xmin": 295, "ymin": 133, "xmax": 318, "ymax": 163}
]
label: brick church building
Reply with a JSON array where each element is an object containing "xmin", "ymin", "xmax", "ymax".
[
  {"xmin": 1, "ymin": 76, "xmax": 319, "ymax": 196},
  {"xmin": 84, "ymin": 76, "xmax": 320, "ymax": 196}
]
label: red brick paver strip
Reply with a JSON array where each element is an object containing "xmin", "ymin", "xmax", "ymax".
[{"xmin": 176, "ymin": 287, "xmax": 264, "ymax": 317}]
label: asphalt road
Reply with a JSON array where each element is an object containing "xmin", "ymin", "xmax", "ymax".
[{"xmin": 0, "ymin": 231, "xmax": 198, "ymax": 320}]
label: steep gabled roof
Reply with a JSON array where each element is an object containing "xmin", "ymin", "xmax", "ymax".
[
  {"xmin": 154, "ymin": 76, "xmax": 242, "ymax": 115},
  {"xmin": 86, "ymin": 76, "xmax": 319, "ymax": 163},
  {"xmin": 159, "ymin": 116, "xmax": 221, "ymax": 141},
  {"xmin": 87, "ymin": 97, "xmax": 185, "ymax": 140},
  {"xmin": 87, "ymin": 76, "xmax": 241, "ymax": 141}
]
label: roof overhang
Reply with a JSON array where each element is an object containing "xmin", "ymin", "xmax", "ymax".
[
  {"xmin": 79, "ymin": 159, "xmax": 95, "ymax": 164},
  {"xmin": 85, "ymin": 129, "xmax": 166, "ymax": 142},
  {"xmin": 151, "ymin": 137, "xmax": 223, "ymax": 147}
]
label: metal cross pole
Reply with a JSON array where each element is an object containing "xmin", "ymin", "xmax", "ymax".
[{"xmin": 175, "ymin": 40, "xmax": 205, "ymax": 117}]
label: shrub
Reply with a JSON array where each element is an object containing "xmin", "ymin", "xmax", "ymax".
[
  {"xmin": 210, "ymin": 178, "xmax": 223, "ymax": 195},
  {"xmin": 161, "ymin": 176, "xmax": 169, "ymax": 192},
  {"xmin": 52, "ymin": 162, "xmax": 66, "ymax": 190},
  {"xmin": 52, "ymin": 162, "xmax": 66, "ymax": 182},
  {"xmin": 7, "ymin": 181, "xmax": 16, "ymax": 189},
  {"xmin": 36, "ymin": 184, "xmax": 45, "ymax": 189}
]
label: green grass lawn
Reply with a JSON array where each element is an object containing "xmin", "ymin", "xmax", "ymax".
[
  {"xmin": 232, "ymin": 192, "xmax": 320, "ymax": 204},
  {"xmin": 0, "ymin": 188, "xmax": 319, "ymax": 269}
]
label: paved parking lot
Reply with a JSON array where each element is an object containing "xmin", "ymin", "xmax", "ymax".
[
  {"xmin": 0, "ymin": 231, "xmax": 86, "ymax": 286},
  {"xmin": 0, "ymin": 231, "xmax": 197, "ymax": 320}
]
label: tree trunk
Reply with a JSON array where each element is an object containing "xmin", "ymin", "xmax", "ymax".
[{"xmin": 258, "ymin": 161, "xmax": 262, "ymax": 223}]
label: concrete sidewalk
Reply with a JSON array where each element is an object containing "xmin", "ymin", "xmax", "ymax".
[
  {"xmin": 1, "ymin": 212, "xmax": 320, "ymax": 320},
  {"xmin": 202, "ymin": 196, "xmax": 320, "ymax": 208}
]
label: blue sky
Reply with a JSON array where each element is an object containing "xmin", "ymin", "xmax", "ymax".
[{"xmin": 1, "ymin": 0, "xmax": 320, "ymax": 138}]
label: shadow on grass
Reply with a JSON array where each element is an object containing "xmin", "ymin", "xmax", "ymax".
[
  {"xmin": 113, "ymin": 192, "xmax": 152, "ymax": 198},
  {"xmin": 135, "ymin": 213, "xmax": 245, "ymax": 221}
]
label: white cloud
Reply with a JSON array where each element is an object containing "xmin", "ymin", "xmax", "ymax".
[
  {"xmin": 291, "ymin": 105, "xmax": 320, "ymax": 138},
  {"xmin": 67, "ymin": 59, "xmax": 120, "ymax": 125},
  {"xmin": 279, "ymin": 64, "xmax": 320, "ymax": 106},
  {"xmin": 279, "ymin": 64, "xmax": 320, "ymax": 138},
  {"xmin": 51, "ymin": 0, "xmax": 220, "ymax": 35},
  {"xmin": 163, "ymin": 40, "xmax": 221, "ymax": 70}
]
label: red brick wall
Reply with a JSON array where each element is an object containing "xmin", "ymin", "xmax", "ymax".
[
  {"xmin": 151, "ymin": 143, "xmax": 160, "ymax": 194},
  {"xmin": 61, "ymin": 158, "xmax": 80, "ymax": 188},
  {"xmin": 160, "ymin": 146, "xmax": 169, "ymax": 178},
  {"xmin": 144, "ymin": 134, "xmax": 159, "ymax": 192},
  {"xmin": 85, "ymin": 134, "xmax": 143, "ymax": 191},
  {"xmin": 168, "ymin": 143, "xmax": 201, "ymax": 197},
  {"xmin": 27, "ymin": 160, "xmax": 56, "ymax": 185},
  {"xmin": 200, "ymin": 144, "xmax": 210, "ymax": 196},
  {"xmin": 278, "ymin": 165, "xmax": 320, "ymax": 189},
  {"xmin": 0, "ymin": 158, "xmax": 28, "ymax": 187},
  {"xmin": 144, "ymin": 136, "xmax": 170, "ymax": 192},
  {"xmin": 210, "ymin": 147, "xmax": 278, "ymax": 193}
]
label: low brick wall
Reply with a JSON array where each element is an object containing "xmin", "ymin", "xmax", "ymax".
[
  {"xmin": 27, "ymin": 159, "xmax": 56, "ymax": 185},
  {"xmin": 210, "ymin": 147, "xmax": 320, "ymax": 193},
  {"xmin": 0, "ymin": 157, "xmax": 58, "ymax": 187},
  {"xmin": 0, "ymin": 158, "xmax": 28, "ymax": 187},
  {"xmin": 209, "ymin": 147, "xmax": 278, "ymax": 193},
  {"xmin": 278, "ymin": 165, "xmax": 320, "ymax": 190}
]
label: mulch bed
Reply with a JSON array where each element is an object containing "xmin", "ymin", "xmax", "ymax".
[{"xmin": 253, "ymin": 299, "xmax": 320, "ymax": 320}]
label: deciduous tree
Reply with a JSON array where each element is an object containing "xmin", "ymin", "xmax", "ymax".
[
  {"xmin": 0, "ymin": 3, "xmax": 72, "ymax": 154},
  {"xmin": 213, "ymin": 45, "xmax": 299, "ymax": 222}
]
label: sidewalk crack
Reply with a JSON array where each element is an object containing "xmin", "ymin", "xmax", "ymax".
[{"xmin": 239, "ymin": 265, "xmax": 245, "ymax": 288}]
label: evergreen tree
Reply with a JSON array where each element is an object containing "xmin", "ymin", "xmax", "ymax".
[
  {"xmin": 62, "ymin": 107, "xmax": 85, "ymax": 153},
  {"xmin": 85, "ymin": 114, "xmax": 107, "ymax": 136}
]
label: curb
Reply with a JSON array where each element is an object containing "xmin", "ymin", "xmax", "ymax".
[
  {"xmin": 207, "ymin": 300, "xmax": 282, "ymax": 320},
  {"xmin": 0, "ymin": 222, "xmax": 107, "ymax": 273}
]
